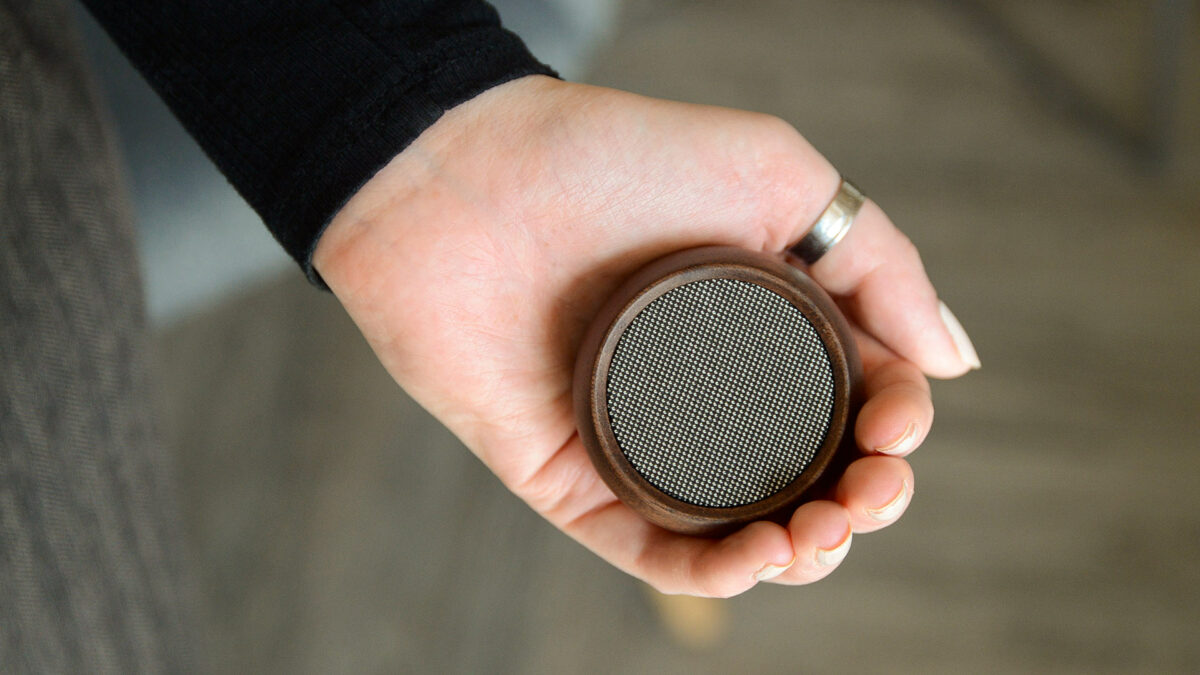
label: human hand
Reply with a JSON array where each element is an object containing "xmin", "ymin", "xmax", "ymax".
[{"xmin": 313, "ymin": 75, "xmax": 979, "ymax": 597}]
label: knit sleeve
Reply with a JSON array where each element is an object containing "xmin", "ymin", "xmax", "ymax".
[{"xmin": 79, "ymin": 0, "xmax": 557, "ymax": 285}]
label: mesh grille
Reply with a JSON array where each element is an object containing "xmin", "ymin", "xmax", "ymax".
[{"xmin": 606, "ymin": 278, "xmax": 835, "ymax": 508}]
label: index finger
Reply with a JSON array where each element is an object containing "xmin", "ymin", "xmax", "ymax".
[
  {"xmin": 799, "ymin": 192, "xmax": 980, "ymax": 378},
  {"xmin": 757, "ymin": 149, "xmax": 979, "ymax": 379}
]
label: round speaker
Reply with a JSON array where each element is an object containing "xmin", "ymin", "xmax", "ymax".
[{"xmin": 573, "ymin": 247, "xmax": 862, "ymax": 536}]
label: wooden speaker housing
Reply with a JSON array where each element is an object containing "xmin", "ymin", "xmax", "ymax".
[{"xmin": 573, "ymin": 247, "xmax": 862, "ymax": 536}]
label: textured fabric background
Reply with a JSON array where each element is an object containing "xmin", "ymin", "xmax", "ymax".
[{"xmin": 0, "ymin": 1, "xmax": 196, "ymax": 671}]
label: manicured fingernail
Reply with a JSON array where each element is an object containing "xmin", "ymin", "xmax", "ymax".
[
  {"xmin": 875, "ymin": 421, "xmax": 920, "ymax": 456},
  {"xmin": 866, "ymin": 480, "xmax": 910, "ymax": 522},
  {"xmin": 815, "ymin": 530, "xmax": 852, "ymax": 567},
  {"xmin": 753, "ymin": 555, "xmax": 796, "ymax": 582},
  {"xmin": 939, "ymin": 301, "xmax": 981, "ymax": 370}
]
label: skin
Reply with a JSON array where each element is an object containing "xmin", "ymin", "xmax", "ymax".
[{"xmin": 313, "ymin": 75, "xmax": 967, "ymax": 598}]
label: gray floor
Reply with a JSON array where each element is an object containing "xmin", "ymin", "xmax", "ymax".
[{"xmin": 150, "ymin": 1, "xmax": 1200, "ymax": 672}]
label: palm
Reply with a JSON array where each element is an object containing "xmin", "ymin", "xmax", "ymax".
[{"xmin": 315, "ymin": 77, "xmax": 970, "ymax": 596}]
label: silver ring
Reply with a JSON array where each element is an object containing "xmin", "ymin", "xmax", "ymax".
[{"xmin": 789, "ymin": 178, "xmax": 865, "ymax": 265}]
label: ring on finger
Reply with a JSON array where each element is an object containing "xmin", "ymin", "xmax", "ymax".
[{"xmin": 789, "ymin": 177, "xmax": 865, "ymax": 265}]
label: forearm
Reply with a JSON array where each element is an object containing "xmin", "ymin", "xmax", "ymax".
[{"xmin": 80, "ymin": 0, "xmax": 555, "ymax": 283}]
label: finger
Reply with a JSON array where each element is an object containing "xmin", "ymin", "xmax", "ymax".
[
  {"xmin": 760, "ymin": 158, "xmax": 979, "ymax": 378},
  {"xmin": 766, "ymin": 500, "xmax": 853, "ymax": 585},
  {"xmin": 806, "ymin": 196, "xmax": 980, "ymax": 378},
  {"xmin": 853, "ymin": 329, "xmax": 933, "ymax": 457},
  {"xmin": 566, "ymin": 501, "xmax": 795, "ymax": 598},
  {"xmin": 518, "ymin": 437, "xmax": 794, "ymax": 597},
  {"xmin": 834, "ymin": 455, "xmax": 914, "ymax": 534}
]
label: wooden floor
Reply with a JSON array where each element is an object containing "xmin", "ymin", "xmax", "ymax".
[{"xmin": 154, "ymin": 1, "xmax": 1200, "ymax": 672}]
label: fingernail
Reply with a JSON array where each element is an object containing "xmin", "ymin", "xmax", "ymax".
[
  {"xmin": 814, "ymin": 530, "xmax": 852, "ymax": 567},
  {"xmin": 875, "ymin": 421, "xmax": 920, "ymax": 456},
  {"xmin": 753, "ymin": 555, "xmax": 796, "ymax": 582},
  {"xmin": 939, "ymin": 301, "xmax": 981, "ymax": 370},
  {"xmin": 866, "ymin": 480, "xmax": 910, "ymax": 522}
]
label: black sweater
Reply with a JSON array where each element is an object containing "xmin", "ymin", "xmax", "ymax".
[{"xmin": 80, "ymin": 0, "xmax": 556, "ymax": 285}]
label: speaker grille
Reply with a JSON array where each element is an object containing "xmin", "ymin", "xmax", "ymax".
[{"xmin": 605, "ymin": 278, "xmax": 835, "ymax": 508}]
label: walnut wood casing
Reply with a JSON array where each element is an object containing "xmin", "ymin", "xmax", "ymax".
[{"xmin": 573, "ymin": 247, "xmax": 863, "ymax": 537}]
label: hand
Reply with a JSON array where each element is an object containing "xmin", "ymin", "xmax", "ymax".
[{"xmin": 313, "ymin": 75, "xmax": 979, "ymax": 597}]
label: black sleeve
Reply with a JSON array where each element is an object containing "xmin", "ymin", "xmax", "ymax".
[{"xmin": 79, "ymin": 0, "xmax": 557, "ymax": 285}]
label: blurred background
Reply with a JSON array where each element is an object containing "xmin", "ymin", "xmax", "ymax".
[{"xmin": 76, "ymin": 0, "xmax": 1199, "ymax": 672}]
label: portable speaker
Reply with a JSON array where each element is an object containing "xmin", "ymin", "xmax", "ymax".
[{"xmin": 573, "ymin": 246, "xmax": 863, "ymax": 536}]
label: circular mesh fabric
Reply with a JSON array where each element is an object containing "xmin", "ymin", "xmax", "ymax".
[{"xmin": 605, "ymin": 278, "xmax": 835, "ymax": 508}]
